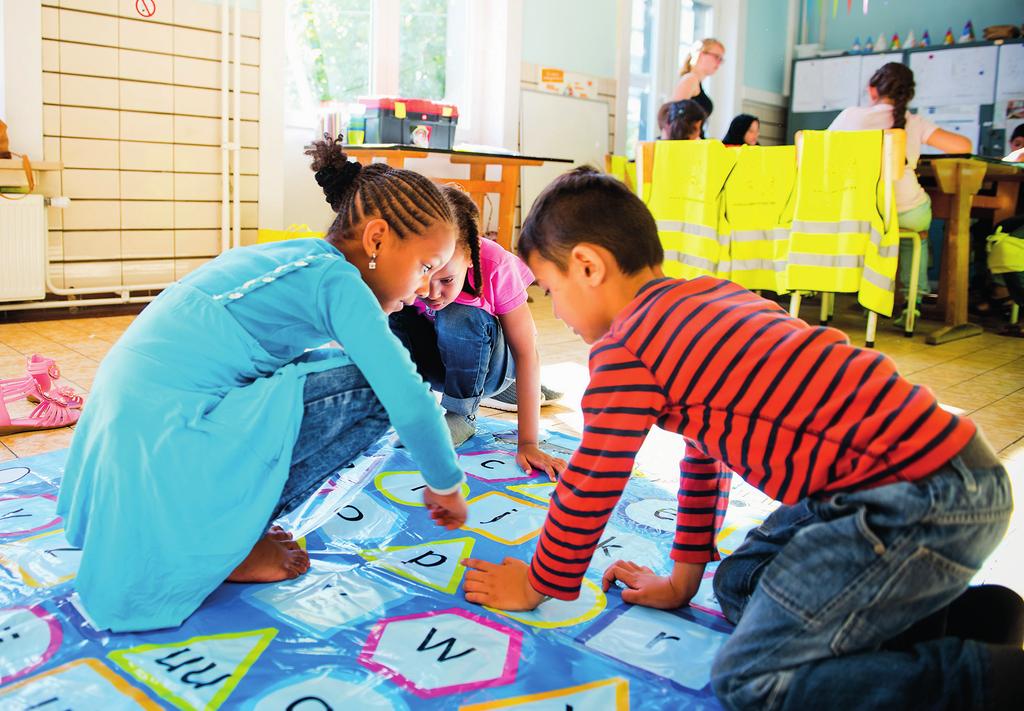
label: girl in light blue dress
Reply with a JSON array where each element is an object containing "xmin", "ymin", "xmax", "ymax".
[{"xmin": 57, "ymin": 138, "xmax": 469, "ymax": 632}]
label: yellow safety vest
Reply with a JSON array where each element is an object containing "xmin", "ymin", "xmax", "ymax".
[
  {"xmin": 607, "ymin": 154, "xmax": 629, "ymax": 182},
  {"xmin": 720, "ymin": 145, "xmax": 797, "ymax": 293},
  {"xmin": 647, "ymin": 140, "xmax": 737, "ymax": 279},
  {"xmin": 785, "ymin": 130, "xmax": 899, "ymax": 316}
]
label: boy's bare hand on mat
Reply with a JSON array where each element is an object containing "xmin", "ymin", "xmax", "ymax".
[
  {"xmin": 601, "ymin": 559, "xmax": 703, "ymax": 609},
  {"xmin": 516, "ymin": 443, "xmax": 567, "ymax": 481},
  {"xmin": 462, "ymin": 557, "xmax": 546, "ymax": 611},
  {"xmin": 423, "ymin": 488, "xmax": 467, "ymax": 530}
]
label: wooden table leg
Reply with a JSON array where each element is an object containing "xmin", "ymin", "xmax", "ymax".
[
  {"xmin": 993, "ymin": 179, "xmax": 1020, "ymax": 225},
  {"xmin": 467, "ymin": 164, "xmax": 486, "ymax": 215},
  {"xmin": 496, "ymin": 164, "xmax": 521, "ymax": 253},
  {"xmin": 926, "ymin": 160, "xmax": 986, "ymax": 345}
]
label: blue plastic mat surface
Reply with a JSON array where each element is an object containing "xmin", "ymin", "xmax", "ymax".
[{"xmin": 0, "ymin": 419, "xmax": 778, "ymax": 709}]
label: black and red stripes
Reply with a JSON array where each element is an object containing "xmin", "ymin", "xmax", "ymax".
[{"xmin": 528, "ymin": 276, "xmax": 975, "ymax": 600}]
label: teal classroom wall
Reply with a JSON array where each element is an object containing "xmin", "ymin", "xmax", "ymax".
[
  {"xmin": 520, "ymin": 0, "xmax": 797, "ymax": 97},
  {"xmin": 804, "ymin": 0, "xmax": 1023, "ymax": 51},
  {"xmin": 521, "ymin": 0, "xmax": 618, "ymax": 77},
  {"xmin": 744, "ymin": 0, "xmax": 791, "ymax": 94}
]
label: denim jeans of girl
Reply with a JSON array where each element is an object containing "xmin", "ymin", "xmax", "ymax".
[
  {"xmin": 271, "ymin": 364, "xmax": 391, "ymax": 521},
  {"xmin": 389, "ymin": 302, "xmax": 515, "ymax": 416},
  {"xmin": 710, "ymin": 449, "xmax": 1012, "ymax": 710}
]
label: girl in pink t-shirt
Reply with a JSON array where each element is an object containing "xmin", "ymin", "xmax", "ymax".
[{"xmin": 389, "ymin": 186, "xmax": 567, "ymax": 478}]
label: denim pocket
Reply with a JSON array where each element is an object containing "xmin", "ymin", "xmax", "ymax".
[
  {"xmin": 759, "ymin": 510, "xmax": 883, "ymax": 623},
  {"xmin": 829, "ymin": 545, "xmax": 976, "ymax": 656}
]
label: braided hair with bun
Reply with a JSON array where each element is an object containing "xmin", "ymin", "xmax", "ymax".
[
  {"xmin": 869, "ymin": 63, "xmax": 915, "ymax": 130},
  {"xmin": 438, "ymin": 184, "xmax": 483, "ymax": 297},
  {"xmin": 305, "ymin": 135, "xmax": 454, "ymax": 245}
]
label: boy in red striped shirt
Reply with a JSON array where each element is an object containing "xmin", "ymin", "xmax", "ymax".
[{"xmin": 463, "ymin": 168, "xmax": 1019, "ymax": 709}]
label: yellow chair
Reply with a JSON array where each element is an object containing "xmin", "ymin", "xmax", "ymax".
[
  {"xmin": 645, "ymin": 139, "xmax": 737, "ymax": 279},
  {"xmin": 604, "ymin": 153, "xmax": 638, "ymax": 196},
  {"xmin": 720, "ymin": 145, "xmax": 797, "ymax": 294},
  {"xmin": 898, "ymin": 228, "xmax": 924, "ymax": 337},
  {"xmin": 786, "ymin": 129, "xmax": 904, "ymax": 347}
]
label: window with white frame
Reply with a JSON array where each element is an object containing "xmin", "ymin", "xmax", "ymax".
[
  {"xmin": 624, "ymin": 0, "xmax": 714, "ymax": 157},
  {"xmin": 677, "ymin": 1, "xmax": 713, "ymax": 69},
  {"xmin": 285, "ymin": 0, "xmax": 468, "ymax": 128},
  {"xmin": 625, "ymin": 0, "xmax": 655, "ymax": 160}
]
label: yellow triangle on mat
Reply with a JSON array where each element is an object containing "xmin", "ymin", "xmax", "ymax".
[
  {"xmin": 108, "ymin": 628, "xmax": 277, "ymax": 711},
  {"xmin": 361, "ymin": 537, "xmax": 475, "ymax": 594}
]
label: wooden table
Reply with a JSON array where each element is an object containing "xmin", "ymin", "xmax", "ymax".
[
  {"xmin": 919, "ymin": 155, "xmax": 1024, "ymax": 345},
  {"xmin": 342, "ymin": 145, "xmax": 571, "ymax": 252},
  {"xmin": 0, "ymin": 158, "xmax": 63, "ymax": 195}
]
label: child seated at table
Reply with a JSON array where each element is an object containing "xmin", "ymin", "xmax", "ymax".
[
  {"xmin": 829, "ymin": 62, "xmax": 971, "ymax": 325},
  {"xmin": 657, "ymin": 100, "xmax": 707, "ymax": 141}
]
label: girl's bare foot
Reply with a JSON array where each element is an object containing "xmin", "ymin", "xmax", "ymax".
[
  {"xmin": 227, "ymin": 533, "xmax": 310, "ymax": 583},
  {"xmin": 268, "ymin": 525, "xmax": 302, "ymax": 551}
]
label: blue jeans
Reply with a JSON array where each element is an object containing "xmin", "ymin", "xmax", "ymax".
[
  {"xmin": 271, "ymin": 364, "xmax": 390, "ymax": 520},
  {"xmin": 711, "ymin": 447, "xmax": 1012, "ymax": 710},
  {"xmin": 389, "ymin": 303, "xmax": 514, "ymax": 416}
]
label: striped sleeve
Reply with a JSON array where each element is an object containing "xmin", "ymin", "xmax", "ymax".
[
  {"xmin": 673, "ymin": 441, "xmax": 732, "ymax": 563},
  {"xmin": 527, "ymin": 343, "xmax": 665, "ymax": 600}
]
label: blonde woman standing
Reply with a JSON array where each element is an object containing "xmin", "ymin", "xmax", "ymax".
[{"xmin": 670, "ymin": 38, "xmax": 725, "ymax": 134}]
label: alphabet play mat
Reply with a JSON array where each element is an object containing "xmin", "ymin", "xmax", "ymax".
[{"xmin": 0, "ymin": 419, "xmax": 779, "ymax": 709}]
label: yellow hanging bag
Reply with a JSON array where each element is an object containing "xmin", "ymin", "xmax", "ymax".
[{"xmin": 987, "ymin": 227, "xmax": 1024, "ymax": 275}]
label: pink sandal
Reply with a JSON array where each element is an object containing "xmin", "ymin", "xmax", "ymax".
[
  {"xmin": 24, "ymin": 355, "xmax": 84, "ymax": 409},
  {"xmin": 0, "ymin": 355, "xmax": 83, "ymax": 435},
  {"xmin": 0, "ymin": 355, "xmax": 84, "ymax": 410},
  {"xmin": 0, "ymin": 377, "xmax": 80, "ymax": 435}
]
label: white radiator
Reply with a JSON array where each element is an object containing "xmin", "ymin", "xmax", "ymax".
[{"xmin": 0, "ymin": 195, "xmax": 47, "ymax": 302}]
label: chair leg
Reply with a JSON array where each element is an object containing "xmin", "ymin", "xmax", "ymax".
[
  {"xmin": 865, "ymin": 311, "xmax": 877, "ymax": 348},
  {"xmin": 904, "ymin": 233, "xmax": 922, "ymax": 338},
  {"xmin": 789, "ymin": 292, "xmax": 802, "ymax": 318},
  {"xmin": 819, "ymin": 292, "xmax": 831, "ymax": 325},
  {"xmin": 1012, "ymin": 303, "xmax": 1020, "ymax": 326}
]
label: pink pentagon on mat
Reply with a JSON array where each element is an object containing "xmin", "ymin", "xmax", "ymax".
[{"xmin": 357, "ymin": 607, "xmax": 522, "ymax": 698}]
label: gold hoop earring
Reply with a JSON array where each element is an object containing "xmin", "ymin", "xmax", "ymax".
[{"xmin": 369, "ymin": 252, "xmax": 377, "ymax": 270}]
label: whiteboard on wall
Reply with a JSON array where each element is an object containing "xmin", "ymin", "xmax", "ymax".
[
  {"xmin": 996, "ymin": 43, "xmax": 1024, "ymax": 101},
  {"xmin": 792, "ymin": 60, "xmax": 826, "ymax": 113},
  {"xmin": 792, "ymin": 56, "xmax": 861, "ymax": 113},
  {"xmin": 519, "ymin": 90, "xmax": 609, "ymax": 231},
  {"xmin": 858, "ymin": 53, "xmax": 903, "ymax": 106},
  {"xmin": 910, "ymin": 46, "xmax": 998, "ymax": 107}
]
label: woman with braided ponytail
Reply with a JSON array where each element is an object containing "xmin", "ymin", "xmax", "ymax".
[
  {"xmin": 56, "ymin": 136, "xmax": 468, "ymax": 632},
  {"xmin": 830, "ymin": 62, "xmax": 971, "ymax": 323},
  {"xmin": 389, "ymin": 186, "xmax": 567, "ymax": 478}
]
